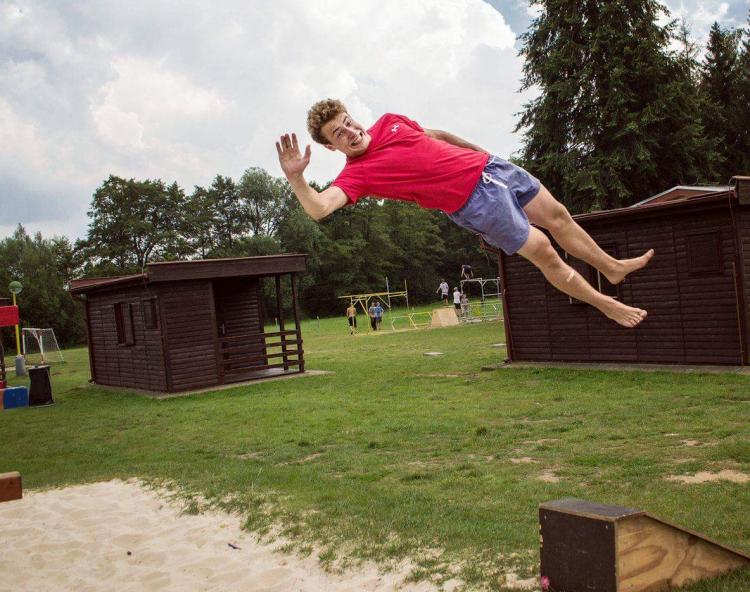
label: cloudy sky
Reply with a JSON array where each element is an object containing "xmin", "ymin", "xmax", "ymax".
[{"xmin": 1, "ymin": 0, "xmax": 748, "ymax": 241}]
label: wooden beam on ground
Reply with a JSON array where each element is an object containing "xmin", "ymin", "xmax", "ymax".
[
  {"xmin": 539, "ymin": 498, "xmax": 750, "ymax": 592},
  {"xmin": 0, "ymin": 471, "xmax": 22, "ymax": 502}
]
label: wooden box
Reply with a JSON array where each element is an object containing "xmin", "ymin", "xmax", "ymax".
[
  {"xmin": 540, "ymin": 498, "xmax": 750, "ymax": 592},
  {"xmin": 0, "ymin": 472, "xmax": 22, "ymax": 502}
]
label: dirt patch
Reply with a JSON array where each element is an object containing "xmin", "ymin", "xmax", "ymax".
[
  {"xmin": 679, "ymin": 439, "xmax": 717, "ymax": 448},
  {"xmin": 523, "ymin": 439, "xmax": 559, "ymax": 445},
  {"xmin": 500, "ymin": 572, "xmax": 537, "ymax": 590},
  {"xmin": 235, "ymin": 452, "xmax": 263, "ymax": 460},
  {"xmin": 279, "ymin": 453, "xmax": 323, "ymax": 466},
  {"xmin": 537, "ymin": 470, "xmax": 560, "ymax": 483},
  {"xmin": 666, "ymin": 470, "xmax": 750, "ymax": 484},
  {"xmin": 510, "ymin": 457, "xmax": 537, "ymax": 465}
]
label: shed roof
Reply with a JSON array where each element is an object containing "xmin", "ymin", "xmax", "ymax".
[
  {"xmin": 69, "ymin": 254, "xmax": 307, "ymax": 295},
  {"xmin": 630, "ymin": 185, "xmax": 730, "ymax": 207},
  {"xmin": 572, "ymin": 188, "xmax": 736, "ymax": 225}
]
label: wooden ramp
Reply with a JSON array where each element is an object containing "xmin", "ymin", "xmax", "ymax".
[
  {"xmin": 431, "ymin": 308, "xmax": 458, "ymax": 328},
  {"xmin": 539, "ymin": 498, "xmax": 750, "ymax": 592}
]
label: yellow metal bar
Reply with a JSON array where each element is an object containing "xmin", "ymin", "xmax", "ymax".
[{"xmin": 12, "ymin": 293, "xmax": 20, "ymax": 356}]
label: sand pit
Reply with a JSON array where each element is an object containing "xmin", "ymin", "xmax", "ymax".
[{"xmin": 0, "ymin": 480, "xmax": 441, "ymax": 592}]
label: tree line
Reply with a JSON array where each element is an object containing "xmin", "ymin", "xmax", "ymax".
[
  {"xmin": 2, "ymin": 6, "xmax": 749, "ymax": 351},
  {"xmin": 518, "ymin": 6, "xmax": 750, "ymax": 211},
  {"xmin": 1, "ymin": 172, "xmax": 491, "ymax": 350}
]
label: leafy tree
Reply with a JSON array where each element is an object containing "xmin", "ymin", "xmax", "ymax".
[
  {"xmin": 0, "ymin": 226, "xmax": 85, "ymax": 350},
  {"xmin": 237, "ymin": 167, "xmax": 291, "ymax": 237},
  {"xmin": 380, "ymin": 201, "xmax": 446, "ymax": 302},
  {"xmin": 517, "ymin": 0, "xmax": 705, "ymax": 211},
  {"xmin": 78, "ymin": 175, "xmax": 188, "ymax": 274},
  {"xmin": 183, "ymin": 185, "xmax": 219, "ymax": 258},
  {"xmin": 205, "ymin": 175, "xmax": 247, "ymax": 253}
]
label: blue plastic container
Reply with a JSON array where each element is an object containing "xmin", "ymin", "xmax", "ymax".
[{"xmin": 3, "ymin": 386, "xmax": 29, "ymax": 409}]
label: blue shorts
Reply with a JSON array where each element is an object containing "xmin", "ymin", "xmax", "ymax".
[{"xmin": 448, "ymin": 156, "xmax": 540, "ymax": 255}]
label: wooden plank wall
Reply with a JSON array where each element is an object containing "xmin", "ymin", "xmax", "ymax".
[
  {"xmin": 87, "ymin": 286, "xmax": 167, "ymax": 390},
  {"xmin": 158, "ymin": 280, "xmax": 218, "ymax": 391},
  {"xmin": 502, "ymin": 205, "xmax": 743, "ymax": 365},
  {"xmin": 214, "ymin": 278, "xmax": 263, "ymax": 339},
  {"xmin": 738, "ymin": 207, "xmax": 750, "ymax": 364}
]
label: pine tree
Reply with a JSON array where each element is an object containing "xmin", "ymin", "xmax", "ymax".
[
  {"xmin": 734, "ymin": 13, "xmax": 750, "ymax": 175},
  {"xmin": 517, "ymin": 0, "xmax": 705, "ymax": 212},
  {"xmin": 699, "ymin": 22, "xmax": 742, "ymax": 181}
]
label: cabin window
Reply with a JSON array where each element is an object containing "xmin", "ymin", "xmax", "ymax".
[
  {"xmin": 686, "ymin": 232, "xmax": 722, "ymax": 276},
  {"xmin": 114, "ymin": 302, "xmax": 135, "ymax": 346},
  {"xmin": 142, "ymin": 298, "xmax": 159, "ymax": 330}
]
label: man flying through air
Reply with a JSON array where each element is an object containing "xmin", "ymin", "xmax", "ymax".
[{"xmin": 276, "ymin": 99, "xmax": 653, "ymax": 328}]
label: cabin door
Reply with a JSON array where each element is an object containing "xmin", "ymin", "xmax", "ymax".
[{"xmin": 212, "ymin": 278, "xmax": 267, "ymax": 382}]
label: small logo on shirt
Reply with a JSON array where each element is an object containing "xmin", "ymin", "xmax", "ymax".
[{"xmin": 391, "ymin": 124, "xmax": 400, "ymax": 133}]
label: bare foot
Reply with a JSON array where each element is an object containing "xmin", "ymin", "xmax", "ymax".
[
  {"xmin": 605, "ymin": 249, "xmax": 655, "ymax": 285},
  {"xmin": 602, "ymin": 300, "xmax": 648, "ymax": 328}
]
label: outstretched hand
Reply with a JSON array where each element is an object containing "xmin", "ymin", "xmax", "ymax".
[{"xmin": 276, "ymin": 133, "xmax": 311, "ymax": 180}]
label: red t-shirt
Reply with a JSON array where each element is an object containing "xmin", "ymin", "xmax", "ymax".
[{"xmin": 331, "ymin": 113, "xmax": 489, "ymax": 213}]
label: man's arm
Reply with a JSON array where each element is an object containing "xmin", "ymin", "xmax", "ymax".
[
  {"xmin": 276, "ymin": 133, "xmax": 348, "ymax": 221},
  {"xmin": 423, "ymin": 128, "xmax": 488, "ymax": 154}
]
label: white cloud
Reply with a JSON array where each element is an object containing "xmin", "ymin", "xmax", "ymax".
[
  {"xmin": 664, "ymin": 1, "xmax": 739, "ymax": 42},
  {"xmin": 0, "ymin": 0, "xmax": 526, "ymax": 240}
]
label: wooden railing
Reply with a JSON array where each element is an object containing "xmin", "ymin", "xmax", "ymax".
[{"xmin": 219, "ymin": 329, "xmax": 304, "ymax": 382}]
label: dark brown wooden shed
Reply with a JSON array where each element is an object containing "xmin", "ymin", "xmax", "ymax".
[
  {"xmin": 496, "ymin": 176, "xmax": 750, "ymax": 366},
  {"xmin": 70, "ymin": 254, "xmax": 307, "ymax": 393}
]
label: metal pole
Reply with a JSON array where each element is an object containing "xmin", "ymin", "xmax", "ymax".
[
  {"xmin": 12, "ymin": 293, "xmax": 20, "ymax": 356},
  {"xmin": 12, "ymin": 293, "xmax": 25, "ymax": 376}
]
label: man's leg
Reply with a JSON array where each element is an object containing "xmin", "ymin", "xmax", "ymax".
[
  {"xmin": 517, "ymin": 226, "xmax": 647, "ymax": 328},
  {"xmin": 523, "ymin": 186, "xmax": 654, "ymax": 284}
]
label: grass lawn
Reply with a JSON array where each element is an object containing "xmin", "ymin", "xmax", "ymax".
[{"xmin": 2, "ymin": 308, "xmax": 750, "ymax": 590}]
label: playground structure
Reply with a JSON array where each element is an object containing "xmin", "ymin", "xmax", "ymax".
[
  {"xmin": 459, "ymin": 277, "xmax": 501, "ymax": 302},
  {"xmin": 22, "ymin": 328, "xmax": 64, "ymax": 365},
  {"xmin": 540, "ymin": 498, "xmax": 750, "ymax": 591},
  {"xmin": 0, "ymin": 303, "xmax": 20, "ymax": 386},
  {"xmin": 339, "ymin": 279, "xmax": 409, "ymax": 332}
]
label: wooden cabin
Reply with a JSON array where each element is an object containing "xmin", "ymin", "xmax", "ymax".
[
  {"xmin": 69, "ymin": 255, "xmax": 307, "ymax": 393},
  {"xmin": 496, "ymin": 176, "xmax": 750, "ymax": 366}
]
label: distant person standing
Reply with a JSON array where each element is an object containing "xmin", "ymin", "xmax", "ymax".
[
  {"xmin": 436, "ymin": 279, "xmax": 450, "ymax": 305},
  {"xmin": 368, "ymin": 302, "xmax": 377, "ymax": 331},
  {"xmin": 460, "ymin": 292, "xmax": 469, "ymax": 318},
  {"xmin": 453, "ymin": 287, "xmax": 462, "ymax": 311},
  {"xmin": 346, "ymin": 303, "xmax": 357, "ymax": 334},
  {"xmin": 374, "ymin": 301, "xmax": 384, "ymax": 331}
]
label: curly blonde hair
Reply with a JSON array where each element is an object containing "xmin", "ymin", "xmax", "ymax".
[{"xmin": 307, "ymin": 98, "xmax": 347, "ymax": 144}]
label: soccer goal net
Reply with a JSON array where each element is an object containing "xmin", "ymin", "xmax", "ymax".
[{"xmin": 22, "ymin": 328, "xmax": 64, "ymax": 365}]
